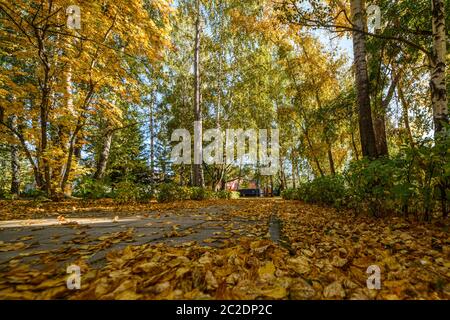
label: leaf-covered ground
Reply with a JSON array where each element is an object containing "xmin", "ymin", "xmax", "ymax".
[
  {"xmin": 0, "ymin": 199, "xmax": 229, "ymax": 221},
  {"xmin": 0, "ymin": 199, "xmax": 448, "ymax": 300}
]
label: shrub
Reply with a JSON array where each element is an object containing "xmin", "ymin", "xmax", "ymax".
[
  {"xmin": 20, "ymin": 188, "xmax": 48, "ymax": 199},
  {"xmin": 190, "ymin": 187, "xmax": 217, "ymax": 200},
  {"xmin": 156, "ymin": 183, "xmax": 182, "ymax": 203},
  {"xmin": 282, "ymin": 176, "xmax": 347, "ymax": 207},
  {"xmin": 156, "ymin": 185, "xmax": 234, "ymax": 202},
  {"xmin": 229, "ymin": 191, "xmax": 240, "ymax": 199},
  {"xmin": 281, "ymin": 188, "xmax": 298, "ymax": 200},
  {"xmin": 190, "ymin": 187, "xmax": 206, "ymax": 200},
  {"xmin": 311, "ymin": 175, "xmax": 346, "ymax": 206},
  {"xmin": 216, "ymin": 190, "xmax": 240, "ymax": 199},
  {"xmin": 282, "ymin": 132, "xmax": 449, "ymax": 220},
  {"xmin": 73, "ymin": 176, "xmax": 110, "ymax": 199},
  {"xmin": 0, "ymin": 191, "xmax": 14, "ymax": 200},
  {"xmin": 112, "ymin": 181, "xmax": 144, "ymax": 204},
  {"xmin": 178, "ymin": 186, "xmax": 193, "ymax": 200},
  {"xmin": 344, "ymin": 157, "xmax": 405, "ymax": 215},
  {"xmin": 216, "ymin": 190, "xmax": 228, "ymax": 199},
  {"xmin": 346, "ymin": 136, "xmax": 450, "ymax": 219},
  {"xmin": 343, "ymin": 134, "xmax": 449, "ymax": 218}
]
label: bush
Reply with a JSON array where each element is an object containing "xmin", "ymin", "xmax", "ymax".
[
  {"xmin": 73, "ymin": 176, "xmax": 110, "ymax": 199},
  {"xmin": 0, "ymin": 191, "xmax": 14, "ymax": 200},
  {"xmin": 345, "ymin": 138, "xmax": 449, "ymax": 218},
  {"xmin": 156, "ymin": 183, "xmax": 182, "ymax": 203},
  {"xmin": 281, "ymin": 188, "xmax": 299, "ymax": 200},
  {"xmin": 20, "ymin": 188, "xmax": 48, "ymax": 199},
  {"xmin": 190, "ymin": 187, "xmax": 217, "ymax": 200},
  {"xmin": 156, "ymin": 184, "xmax": 236, "ymax": 202},
  {"xmin": 282, "ymin": 176, "xmax": 347, "ymax": 206},
  {"xmin": 344, "ymin": 157, "xmax": 401, "ymax": 215},
  {"xmin": 178, "ymin": 186, "xmax": 193, "ymax": 200},
  {"xmin": 228, "ymin": 191, "xmax": 240, "ymax": 199},
  {"xmin": 282, "ymin": 131, "xmax": 449, "ymax": 219},
  {"xmin": 216, "ymin": 190, "xmax": 240, "ymax": 199},
  {"xmin": 301, "ymin": 175, "xmax": 347, "ymax": 207},
  {"xmin": 112, "ymin": 181, "xmax": 144, "ymax": 204}
]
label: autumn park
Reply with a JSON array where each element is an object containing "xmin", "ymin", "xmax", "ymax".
[{"xmin": 0, "ymin": 0, "xmax": 449, "ymax": 304}]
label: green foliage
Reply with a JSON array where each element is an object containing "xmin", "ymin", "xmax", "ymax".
[
  {"xmin": 216, "ymin": 190, "xmax": 240, "ymax": 199},
  {"xmin": 283, "ymin": 134, "xmax": 449, "ymax": 219},
  {"xmin": 112, "ymin": 181, "xmax": 145, "ymax": 204},
  {"xmin": 156, "ymin": 183, "xmax": 198, "ymax": 202},
  {"xmin": 229, "ymin": 191, "xmax": 241, "ymax": 199},
  {"xmin": 190, "ymin": 187, "xmax": 216, "ymax": 201},
  {"xmin": 281, "ymin": 188, "xmax": 300, "ymax": 200},
  {"xmin": 156, "ymin": 184, "xmax": 237, "ymax": 202},
  {"xmin": 73, "ymin": 176, "xmax": 153, "ymax": 203},
  {"xmin": 21, "ymin": 188, "xmax": 49, "ymax": 200},
  {"xmin": 73, "ymin": 177, "xmax": 111, "ymax": 200},
  {"xmin": 345, "ymin": 133, "xmax": 449, "ymax": 218},
  {"xmin": 0, "ymin": 191, "xmax": 14, "ymax": 200},
  {"xmin": 156, "ymin": 183, "xmax": 183, "ymax": 203},
  {"xmin": 178, "ymin": 186, "xmax": 193, "ymax": 201},
  {"xmin": 345, "ymin": 157, "xmax": 401, "ymax": 215},
  {"xmin": 287, "ymin": 175, "xmax": 347, "ymax": 207},
  {"xmin": 282, "ymin": 175, "xmax": 347, "ymax": 207}
]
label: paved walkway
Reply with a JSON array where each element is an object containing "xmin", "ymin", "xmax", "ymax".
[{"xmin": 0, "ymin": 200, "xmax": 276, "ymax": 268}]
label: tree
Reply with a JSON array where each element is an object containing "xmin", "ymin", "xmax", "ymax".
[
  {"xmin": 350, "ymin": 0, "xmax": 378, "ymax": 158},
  {"xmin": 8, "ymin": 115, "xmax": 20, "ymax": 195},
  {"xmin": 193, "ymin": 0, "xmax": 205, "ymax": 187},
  {"xmin": 430, "ymin": 0, "xmax": 448, "ymax": 137},
  {"xmin": 0, "ymin": 0, "xmax": 172, "ymax": 197}
]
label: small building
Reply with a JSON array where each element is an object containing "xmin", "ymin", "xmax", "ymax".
[{"xmin": 226, "ymin": 179, "xmax": 272, "ymax": 197}]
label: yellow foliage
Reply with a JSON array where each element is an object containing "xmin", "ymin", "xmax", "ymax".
[{"xmin": 0, "ymin": 0, "xmax": 172, "ymax": 192}]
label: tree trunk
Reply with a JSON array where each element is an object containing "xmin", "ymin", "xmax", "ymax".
[
  {"xmin": 193, "ymin": 0, "xmax": 205, "ymax": 187},
  {"xmin": 40, "ymin": 103, "xmax": 51, "ymax": 195},
  {"xmin": 304, "ymin": 129, "xmax": 324, "ymax": 177},
  {"xmin": 398, "ymin": 82, "xmax": 415, "ymax": 148},
  {"xmin": 74, "ymin": 142, "xmax": 82, "ymax": 161},
  {"xmin": 270, "ymin": 175, "xmax": 274, "ymax": 197},
  {"xmin": 431, "ymin": 0, "xmax": 448, "ymax": 218},
  {"xmin": 93, "ymin": 129, "xmax": 114, "ymax": 180},
  {"xmin": 327, "ymin": 144, "xmax": 336, "ymax": 175},
  {"xmin": 292, "ymin": 158, "xmax": 296, "ymax": 189},
  {"xmin": 35, "ymin": 26, "xmax": 52, "ymax": 196},
  {"xmin": 55, "ymin": 63, "xmax": 73, "ymax": 194},
  {"xmin": 180, "ymin": 165, "xmax": 184, "ymax": 186},
  {"xmin": 373, "ymin": 71, "xmax": 400, "ymax": 156},
  {"xmin": 430, "ymin": 0, "xmax": 448, "ymax": 137},
  {"xmin": 350, "ymin": 0, "xmax": 378, "ymax": 158},
  {"xmin": 9, "ymin": 116, "xmax": 20, "ymax": 195},
  {"xmin": 214, "ymin": 33, "xmax": 225, "ymax": 192},
  {"xmin": 149, "ymin": 95, "xmax": 155, "ymax": 177},
  {"xmin": 10, "ymin": 145, "xmax": 20, "ymax": 195},
  {"xmin": 351, "ymin": 129, "xmax": 360, "ymax": 160},
  {"xmin": 60, "ymin": 123, "xmax": 82, "ymax": 194},
  {"xmin": 236, "ymin": 165, "xmax": 242, "ymax": 190},
  {"xmin": 373, "ymin": 115, "xmax": 388, "ymax": 156},
  {"xmin": 301, "ymin": 41, "xmax": 340, "ymax": 171}
]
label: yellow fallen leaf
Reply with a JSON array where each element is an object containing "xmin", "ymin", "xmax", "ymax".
[
  {"xmin": 258, "ymin": 261, "xmax": 276, "ymax": 280},
  {"xmin": 262, "ymin": 286, "xmax": 287, "ymax": 299},
  {"xmin": 0, "ymin": 242, "xmax": 27, "ymax": 252},
  {"xmin": 323, "ymin": 281, "xmax": 346, "ymax": 299},
  {"xmin": 287, "ymin": 256, "xmax": 310, "ymax": 274}
]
